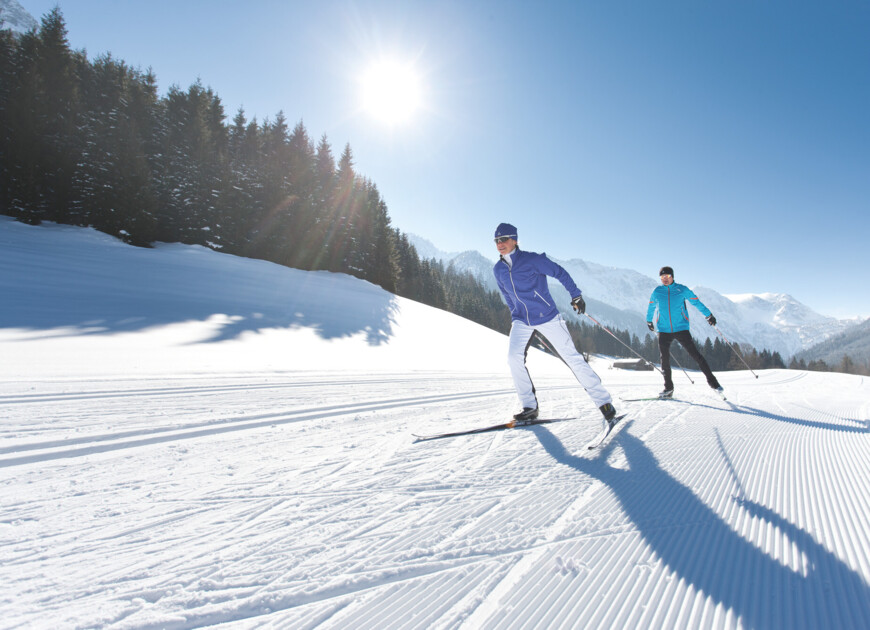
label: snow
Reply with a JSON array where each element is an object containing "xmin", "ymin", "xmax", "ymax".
[
  {"xmin": 407, "ymin": 234, "xmax": 858, "ymax": 358},
  {"xmin": 2, "ymin": 216, "xmax": 869, "ymax": 629},
  {"xmin": 0, "ymin": 0, "xmax": 38, "ymax": 34}
]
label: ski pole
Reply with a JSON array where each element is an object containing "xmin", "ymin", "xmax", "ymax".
[
  {"xmin": 582, "ymin": 313, "xmax": 664, "ymax": 375},
  {"xmin": 533, "ymin": 330, "xmax": 559, "ymax": 357},
  {"xmin": 670, "ymin": 351, "xmax": 695, "ymax": 384},
  {"xmin": 534, "ymin": 329, "xmax": 595, "ymax": 367},
  {"xmin": 653, "ymin": 330, "xmax": 694, "ymax": 383},
  {"xmin": 712, "ymin": 325, "xmax": 759, "ymax": 379}
]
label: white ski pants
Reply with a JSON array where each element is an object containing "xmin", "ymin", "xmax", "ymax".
[{"xmin": 508, "ymin": 314, "xmax": 612, "ymax": 410}]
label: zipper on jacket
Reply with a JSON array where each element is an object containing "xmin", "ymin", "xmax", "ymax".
[
  {"xmin": 509, "ymin": 270, "xmax": 531, "ymax": 325},
  {"xmin": 533, "ymin": 290, "xmax": 551, "ymax": 307},
  {"xmin": 501, "ymin": 258, "xmax": 531, "ymax": 325}
]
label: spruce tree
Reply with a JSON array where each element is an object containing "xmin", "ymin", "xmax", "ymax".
[
  {"xmin": 33, "ymin": 8, "xmax": 81, "ymax": 223},
  {"xmin": 327, "ymin": 144, "xmax": 357, "ymax": 273},
  {"xmin": 3, "ymin": 29, "xmax": 42, "ymax": 222},
  {"xmin": 284, "ymin": 121, "xmax": 316, "ymax": 269},
  {"xmin": 72, "ymin": 55, "xmax": 158, "ymax": 244}
]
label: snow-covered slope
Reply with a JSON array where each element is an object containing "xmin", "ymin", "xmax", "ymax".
[
  {"xmin": 2, "ymin": 218, "xmax": 869, "ymax": 629},
  {"xmin": 0, "ymin": 0, "xmax": 38, "ymax": 34},
  {"xmin": 0, "ymin": 217, "xmax": 556, "ymax": 378},
  {"xmin": 409, "ymin": 234, "xmax": 856, "ymax": 357}
]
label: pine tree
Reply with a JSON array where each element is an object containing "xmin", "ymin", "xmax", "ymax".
[
  {"xmin": 770, "ymin": 351, "xmax": 785, "ymax": 369},
  {"xmin": 33, "ymin": 8, "xmax": 82, "ymax": 223},
  {"xmin": 362, "ymin": 182, "xmax": 399, "ymax": 292},
  {"xmin": 301, "ymin": 133, "xmax": 336, "ymax": 269},
  {"xmin": 394, "ymin": 230, "xmax": 424, "ymax": 300},
  {"xmin": 157, "ymin": 81, "xmax": 228, "ymax": 244},
  {"xmin": 0, "ymin": 27, "xmax": 18, "ymax": 212},
  {"xmin": 837, "ymin": 355, "xmax": 855, "ymax": 374},
  {"xmin": 326, "ymin": 144, "xmax": 357, "ymax": 273},
  {"xmin": 222, "ymin": 108, "xmax": 259, "ymax": 251},
  {"xmin": 249, "ymin": 112, "xmax": 292, "ymax": 260},
  {"xmin": 3, "ymin": 28, "xmax": 43, "ymax": 222},
  {"xmin": 283, "ymin": 121, "xmax": 316, "ymax": 269},
  {"xmin": 72, "ymin": 54, "xmax": 158, "ymax": 245}
]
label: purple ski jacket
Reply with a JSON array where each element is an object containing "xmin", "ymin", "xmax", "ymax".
[{"xmin": 493, "ymin": 248, "xmax": 582, "ymax": 326}]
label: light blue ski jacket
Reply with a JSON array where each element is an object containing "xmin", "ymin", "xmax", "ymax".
[
  {"xmin": 493, "ymin": 249, "xmax": 582, "ymax": 326},
  {"xmin": 646, "ymin": 283, "xmax": 712, "ymax": 333}
]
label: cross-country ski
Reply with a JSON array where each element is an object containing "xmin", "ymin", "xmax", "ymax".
[
  {"xmin": 585, "ymin": 413, "xmax": 629, "ymax": 449},
  {"xmin": 621, "ymin": 389, "xmax": 727, "ymax": 403},
  {"xmin": 413, "ymin": 417, "xmax": 566, "ymax": 441},
  {"xmin": 3, "ymin": 218, "xmax": 869, "ymax": 629}
]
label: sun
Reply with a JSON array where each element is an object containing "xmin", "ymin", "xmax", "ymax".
[{"xmin": 360, "ymin": 58, "xmax": 423, "ymax": 125}]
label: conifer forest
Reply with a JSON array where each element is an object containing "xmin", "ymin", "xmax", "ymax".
[{"xmin": 3, "ymin": 9, "xmax": 844, "ymax": 374}]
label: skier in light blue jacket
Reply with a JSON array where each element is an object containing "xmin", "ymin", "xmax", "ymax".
[
  {"xmin": 492, "ymin": 223, "xmax": 616, "ymax": 423},
  {"xmin": 646, "ymin": 266, "xmax": 722, "ymax": 398}
]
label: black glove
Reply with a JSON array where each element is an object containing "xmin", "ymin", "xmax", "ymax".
[
  {"xmin": 571, "ymin": 295, "xmax": 586, "ymax": 314},
  {"xmin": 706, "ymin": 314, "xmax": 717, "ymax": 326},
  {"xmin": 647, "ymin": 321, "xmax": 655, "ymax": 332}
]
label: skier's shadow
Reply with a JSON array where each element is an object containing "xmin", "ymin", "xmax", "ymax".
[
  {"xmin": 635, "ymin": 398, "xmax": 867, "ymax": 433},
  {"xmin": 531, "ymin": 425, "xmax": 870, "ymax": 629},
  {"xmin": 725, "ymin": 403, "xmax": 869, "ymax": 433}
]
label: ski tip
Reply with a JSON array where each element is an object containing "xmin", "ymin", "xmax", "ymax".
[{"xmin": 586, "ymin": 414, "xmax": 629, "ymax": 450}]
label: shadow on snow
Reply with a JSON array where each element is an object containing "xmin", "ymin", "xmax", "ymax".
[
  {"xmin": 1, "ymin": 234, "xmax": 399, "ymax": 345},
  {"xmin": 532, "ymin": 424, "xmax": 870, "ymax": 629}
]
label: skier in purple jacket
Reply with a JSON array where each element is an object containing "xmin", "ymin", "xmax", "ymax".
[
  {"xmin": 492, "ymin": 223, "xmax": 617, "ymax": 423},
  {"xmin": 646, "ymin": 266, "xmax": 723, "ymax": 398}
]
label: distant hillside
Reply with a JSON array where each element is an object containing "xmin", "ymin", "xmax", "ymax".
[
  {"xmin": 795, "ymin": 317, "xmax": 870, "ymax": 369},
  {"xmin": 0, "ymin": 0, "xmax": 38, "ymax": 33}
]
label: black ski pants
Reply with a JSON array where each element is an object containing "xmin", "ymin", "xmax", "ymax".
[{"xmin": 658, "ymin": 330, "xmax": 720, "ymax": 390}]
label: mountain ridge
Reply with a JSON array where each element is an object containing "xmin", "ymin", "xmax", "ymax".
[
  {"xmin": 408, "ymin": 233, "xmax": 861, "ymax": 358},
  {"xmin": 0, "ymin": 0, "xmax": 38, "ymax": 34}
]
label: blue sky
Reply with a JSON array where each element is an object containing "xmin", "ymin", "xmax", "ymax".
[{"xmin": 19, "ymin": 1, "xmax": 870, "ymax": 318}]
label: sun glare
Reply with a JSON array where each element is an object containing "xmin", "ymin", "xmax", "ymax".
[{"xmin": 360, "ymin": 59, "xmax": 423, "ymax": 125}]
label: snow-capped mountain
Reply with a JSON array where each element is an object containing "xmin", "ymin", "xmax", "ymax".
[
  {"xmin": 409, "ymin": 234, "xmax": 858, "ymax": 357},
  {"xmin": 795, "ymin": 316, "xmax": 870, "ymax": 367},
  {"xmin": 0, "ymin": 0, "xmax": 38, "ymax": 34}
]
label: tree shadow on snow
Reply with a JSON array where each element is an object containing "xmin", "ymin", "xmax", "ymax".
[
  {"xmin": 3, "ymin": 257, "xmax": 400, "ymax": 345},
  {"xmin": 531, "ymin": 424, "xmax": 870, "ymax": 629}
]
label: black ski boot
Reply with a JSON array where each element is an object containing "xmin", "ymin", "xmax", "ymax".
[
  {"xmin": 599, "ymin": 402, "xmax": 617, "ymax": 422},
  {"xmin": 513, "ymin": 407, "xmax": 539, "ymax": 422}
]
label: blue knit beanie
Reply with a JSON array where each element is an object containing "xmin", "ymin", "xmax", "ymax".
[{"xmin": 494, "ymin": 223, "xmax": 517, "ymax": 239}]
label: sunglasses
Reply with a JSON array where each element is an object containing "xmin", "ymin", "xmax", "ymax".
[{"xmin": 494, "ymin": 236, "xmax": 516, "ymax": 244}]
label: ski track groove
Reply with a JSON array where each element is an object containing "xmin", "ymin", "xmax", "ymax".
[
  {"xmin": 0, "ymin": 373, "xmax": 510, "ymax": 405},
  {"xmin": 4, "ymin": 370, "xmax": 870, "ymax": 628},
  {"xmin": 0, "ymin": 388, "xmax": 526, "ymax": 466}
]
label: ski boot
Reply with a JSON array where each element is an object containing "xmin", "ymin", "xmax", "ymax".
[
  {"xmin": 599, "ymin": 402, "xmax": 617, "ymax": 428},
  {"xmin": 513, "ymin": 407, "xmax": 539, "ymax": 423}
]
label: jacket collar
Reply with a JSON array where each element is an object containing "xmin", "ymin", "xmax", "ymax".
[{"xmin": 500, "ymin": 246, "xmax": 521, "ymax": 264}]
